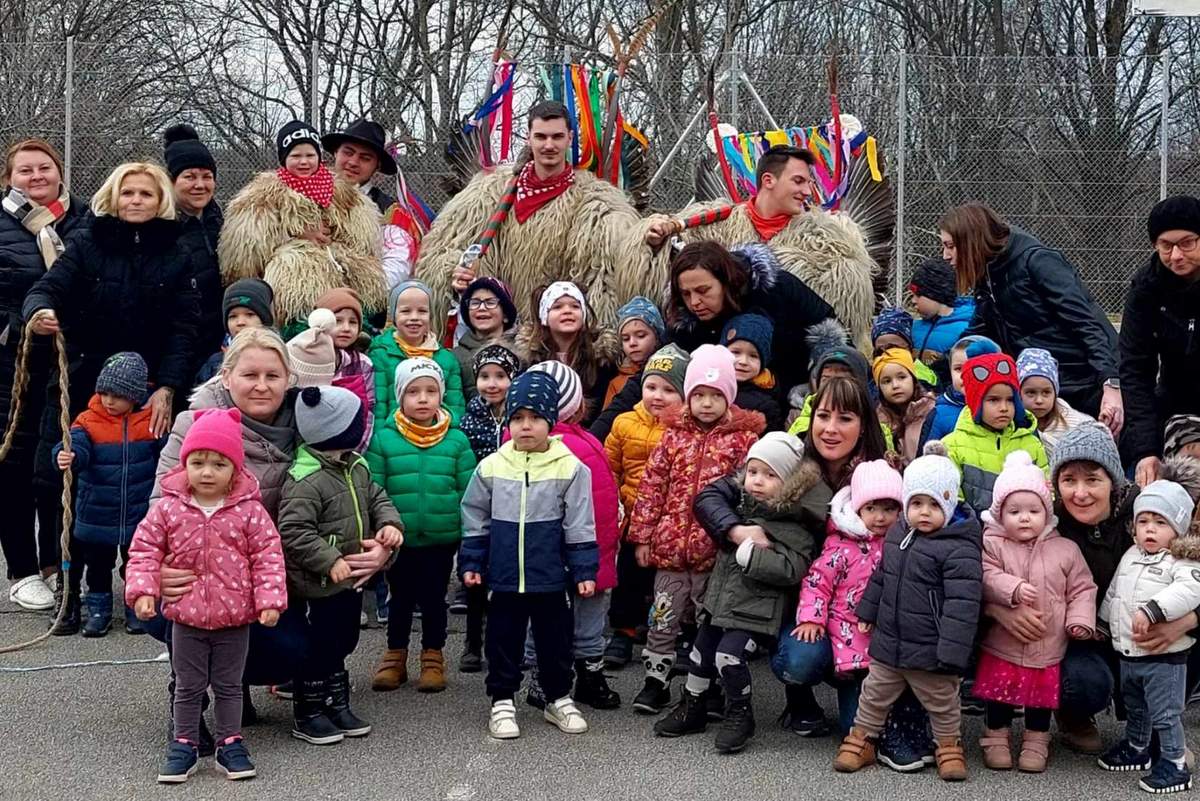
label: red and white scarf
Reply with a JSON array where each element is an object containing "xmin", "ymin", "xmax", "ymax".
[
  {"xmin": 277, "ymin": 164, "xmax": 335, "ymax": 209},
  {"xmin": 513, "ymin": 162, "xmax": 575, "ymax": 224}
]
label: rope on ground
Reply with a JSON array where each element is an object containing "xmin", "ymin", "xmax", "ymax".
[{"xmin": 0, "ymin": 652, "xmax": 169, "ymax": 673}]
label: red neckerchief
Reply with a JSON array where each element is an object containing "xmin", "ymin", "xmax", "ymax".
[
  {"xmin": 277, "ymin": 164, "xmax": 335, "ymax": 209},
  {"xmin": 745, "ymin": 197, "xmax": 793, "ymax": 242},
  {"xmin": 513, "ymin": 162, "xmax": 575, "ymax": 224}
]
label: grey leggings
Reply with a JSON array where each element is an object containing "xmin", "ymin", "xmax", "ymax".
[{"xmin": 171, "ymin": 623, "xmax": 250, "ymax": 745}]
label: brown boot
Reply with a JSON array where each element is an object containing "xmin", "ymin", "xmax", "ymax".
[
  {"xmin": 416, "ymin": 648, "xmax": 447, "ymax": 693},
  {"xmin": 1018, "ymin": 730, "xmax": 1052, "ymax": 773},
  {"xmin": 833, "ymin": 727, "xmax": 877, "ymax": 773},
  {"xmin": 371, "ymin": 648, "xmax": 408, "ymax": 691},
  {"xmin": 1055, "ymin": 710, "xmax": 1103, "ymax": 754},
  {"xmin": 980, "ymin": 727, "xmax": 1013, "ymax": 770},
  {"xmin": 935, "ymin": 738, "xmax": 968, "ymax": 781}
]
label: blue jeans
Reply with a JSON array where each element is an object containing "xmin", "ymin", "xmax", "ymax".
[
  {"xmin": 1059, "ymin": 639, "xmax": 1117, "ymax": 719},
  {"xmin": 1122, "ymin": 658, "xmax": 1187, "ymax": 763},
  {"xmin": 771, "ymin": 632, "xmax": 861, "ymax": 735}
]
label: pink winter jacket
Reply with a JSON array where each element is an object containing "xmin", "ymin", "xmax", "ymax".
[
  {"xmin": 125, "ymin": 465, "xmax": 288, "ymax": 630},
  {"xmin": 980, "ymin": 514, "xmax": 1097, "ymax": 668},
  {"xmin": 795, "ymin": 486, "xmax": 884, "ymax": 675}
]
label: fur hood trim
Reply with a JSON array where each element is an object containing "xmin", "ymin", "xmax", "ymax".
[
  {"xmin": 669, "ymin": 241, "xmax": 784, "ymax": 334},
  {"xmin": 513, "ymin": 320, "xmax": 621, "ymax": 369},
  {"xmin": 829, "ymin": 485, "xmax": 873, "ymax": 540},
  {"xmin": 732, "ymin": 457, "xmax": 825, "ymax": 512},
  {"xmin": 664, "ymin": 403, "xmax": 766, "ymax": 437},
  {"xmin": 1171, "ymin": 535, "xmax": 1200, "ymax": 561}
]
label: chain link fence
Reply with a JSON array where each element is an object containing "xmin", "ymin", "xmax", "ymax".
[{"xmin": 4, "ymin": 42, "xmax": 1200, "ymax": 313}]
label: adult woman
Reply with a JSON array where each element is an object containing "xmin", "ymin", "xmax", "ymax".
[
  {"xmin": 0, "ymin": 138, "xmax": 91, "ymax": 611},
  {"xmin": 939, "ymin": 203, "xmax": 1122, "ymax": 428}
]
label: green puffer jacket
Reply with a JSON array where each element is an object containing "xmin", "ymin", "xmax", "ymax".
[
  {"xmin": 277, "ymin": 446, "xmax": 403, "ymax": 599},
  {"xmin": 367, "ymin": 331, "xmax": 466, "ymax": 425},
  {"xmin": 940, "ymin": 406, "xmax": 1048, "ymax": 514},
  {"xmin": 365, "ymin": 415, "xmax": 476, "ymax": 548}
]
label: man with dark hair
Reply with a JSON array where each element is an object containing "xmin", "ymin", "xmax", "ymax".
[
  {"xmin": 323, "ymin": 119, "xmax": 398, "ymax": 215},
  {"xmin": 527, "ymin": 100, "xmax": 570, "ymax": 126}
]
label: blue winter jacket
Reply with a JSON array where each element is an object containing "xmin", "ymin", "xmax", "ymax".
[
  {"xmin": 919, "ymin": 389, "xmax": 967, "ymax": 452},
  {"xmin": 913, "ymin": 297, "xmax": 976, "ymax": 361}
]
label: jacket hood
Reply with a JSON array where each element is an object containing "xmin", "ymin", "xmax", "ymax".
[
  {"xmin": 84, "ymin": 393, "xmax": 154, "ymax": 425},
  {"xmin": 92, "ymin": 214, "xmax": 180, "ymax": 253},
  {"xmin": 943, "ymin": 297, "xmax": 975, "ymax": 323},
  {"xmin": 514, "ymin": 322, "xmax": 621, "ymax": 370},
  {"xmin": 1170, "ymin": 535, "xmax": 1200, "ymax": 561},
  {"xmin": 992, "ymin": 227, "xmax": 1041, "ymax": 273},
  {"xmin": 732, "ymin": 457, "xmax": 824, "ymax": 514},
  {"xmin": 663, "ymin": 403, "xmax": 766, "ymax": 438},
  {"xmin": 670, "ymin": 242, "xmax": 782, "ymax": 333},
  {"xmin": 494, "ymin": 435, "xmax": 575, "ymax": 469},
  {"xmin": 159, "ymin": 462, "xmax": 262, "ymax": 506},
  {"xmin": 289, "ymin": 444, "xmax": 365, "ymax": 481},
  {"xmin": 829, "ymin": 485, "xmax": 874, "ymax": 540}
]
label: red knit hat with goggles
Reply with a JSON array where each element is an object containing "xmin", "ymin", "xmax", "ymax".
[{"xmin": 961, "ymin": 352, "xmax": 1025, "ymax": 424}]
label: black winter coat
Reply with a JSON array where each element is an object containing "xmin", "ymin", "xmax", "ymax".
[
  {"xmin": 1119, "ymin": 255, "xmax": 1200, "ymax": 462},
  {"xmin": 367, "ymin": 185, "xmax": 395, "ymax": 216},
  {"xmin": 0, "ymin": 198, "xmax": 91, "ymax": 460},
  {"xmin": 856, "ymin": 505, "xmax": 982, "ymax": 674},
  {"xmin": 734, "ymin": 381, "xmax": 784, "ymax": 432},
  {"xmin": 1056, "ymin": 482, "xmax": 1138, "ymax": 604},
  {"xmin": 177, "ymin": 203, "xmax": 224, "ymax": 359},
  {"xmin": 965, "ymin": 228, "xmax": 1117, "ymax": 415}
]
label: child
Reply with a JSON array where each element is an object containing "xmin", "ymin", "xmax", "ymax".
[
  {"xmin": 605, "ymin": 296, "xmax": 665, "ymax": 408},
  {"xmin": 367, "ymin": 357, "xmax": 475, "ymax": 694},
  {"xmin": 976, "ymin": 452, "xmax": 1096, "ymax": 773},
  {"xmin": 909, "ymin": 257, "xmax": 974, "ymax": 381},
  {"xmin": 125, "ymin": 408, "xmax": 287, "ymax": 783},
  {"xmin": 53, "ymin": 352, "xmax": 163, "ymax": 637},
  {"xmin": 368, "ymin": 279, "xmax": 466, "ymax": 424},
  {"xmin": 721, "ymin": 312, "xmax": 784, "ymax": 431},
  {"xmin": 1164, "ymin": 415, "xmax": 1200, "ymax": 461},
  {"xmin": 871, "ymin": 305, "xmax": 938, "ymax": 387},
  {"xmin": 278, "ymin": 386, "xmax": 404, "ymax": 745},
  {"xmin": 627, "ymin": 344, "xmax": 765, "ymax": 713},
  {"xmin": 195, "ymin": 279, "xmax": 274, "ymax": 386},
  {"xmin": 941, "ymin": 350, "xmax": 1048, "ymax": 515},
  {"xmin": 656, "ymin": 432, "xmax": 827, "ymax": 753},
  {"xmin": 453, "ymin": 276, "xmax": 518, "ymax": 399},
  {"xmin": 458, "ymin": 371, "xmax": 599, "ymax": 739},
  {"xmin": 873, "ymin": 348, "xmax": 935, "ymax": 464},
  {"xmin": 919, "ymin": 336, "xmax": 999, "ymax": 448},
  {"xmin": 286, "ymin": 307, "xmax": 338, "ymax": 388},
  {"xmin": 602, "ymin": 343, "xmax": 690, "ymax": 667},
  {"xmin": 517, "ymin": 281, "xmax": 619, "ymax": 426},
  {"xmin": 788, "ymin": 320, "xmax": 873, "ymax": 437},
  {"xmin": 317, "ymin": 287, "xmax": 376, "ymax": 452},
  {"xmin": 785, "ymin": 459, "xmax": 903, "ymax": 737},
  {"xmin": 834, "ymin": 448, "xmax": 981, "ymax": 782},
  {"xmin": 1016, "ymin": 347, "xmax": 1093, "ymax": 460},
  {"xmin": 1098, "ymin": 480, "xmax": 1200, "ymax": 794}
]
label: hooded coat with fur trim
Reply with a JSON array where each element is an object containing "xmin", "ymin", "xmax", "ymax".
[
  {"xmin": 692, "ymin": 460, "xmax": 830, "ymax": 636},
  {"xmin": 218, "ymin": 170, "xmax": 385, "ymax": 327},
  {"xmin": 1101, "ymin": 534, "xmax": 1200, "ymax": 658},
  {"xmin": 515, "ymin": 323, "xmax": 620, "ymax": 426},
  {"xmin": 627, "ymin": 405, "xmax": 765, "ymax": 572}
]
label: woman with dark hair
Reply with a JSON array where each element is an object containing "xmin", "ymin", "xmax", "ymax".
[{"xmin": 939, "ymin": 203, "xmax": 1121, "ymax": 428}]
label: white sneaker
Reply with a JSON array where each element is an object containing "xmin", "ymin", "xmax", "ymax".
[
  {"xmin": 544, "ymin": 697, "xmax": 588, "ymax": 734},
  {"xmin": 9, "ymin": 575, "xmax": 55, "ymax": 610},
  {"xmin": 489, "ymin": 700, "xmax": 520, "ymax": 739}
]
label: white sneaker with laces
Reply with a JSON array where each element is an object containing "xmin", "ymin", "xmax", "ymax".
[
  {"xmin": 9, "ymin": 575, "xmax": 55, "ymax": 610},
  {"xmin": 544, "ymin": 697, "xmax": 588, "ymax": 734},
  {"xmin": 489, "ymin": 700, "xmax": 520, "ymax": 739}
]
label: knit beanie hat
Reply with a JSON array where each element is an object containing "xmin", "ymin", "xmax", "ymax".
[
  {"xmin": 1049, "ymin": 422, "xmax": 1124, "ymax": 486},
  {"xmin": 684, "ymin": 344, "xmax": 738, "ymax": 406},
  {"xmin": 962, "ymin": 352, "xmax": 1025, "ymax": 424},
  {"xmin": 745, "ymin": 431, "xmax": 804, "ymax": 481},
  {"xmin": 871, "ymin": 305, "xmax": 913, "ymax": 347},
  {"xmin": 616, "ymin": 296, "xmax": 666, "ymax": 346},
  {"xmin": 1165, "ymin": 415, "xmax": 1200, "ymax": 460},
  {"xmin": 811, "ymin": 346, "xmax": 871, "ymax": 388},
  {"xmin": 1016, "ymin": 347, "xmax": 1059, "ymax": 394},
  {"xmin": 1148, "ymin": 195, "xmax": 1200, "ymax": 242},
  {"xmin": 286, "ymin": 308, "xmax": 337, "ymax": 388},
  {"xmin": 315, "ymin": 287, "xmax": 363, "ymax": 325},
  {"xmin": 871, "ymin": 347, "xmax": 917, "ymax": 384},
  {"xmin": 528, "ymin": 361, "xmax": 583, "ymax": 422},
  {"xmin": 505, "ymin": 370, "xmax": 561, "ymax": 428},
  {"xmin": 276, "ymin": 120, "xmax": 323, "ymax": 165},
  {"xmin": 394, "ymin": 357, "xmax": 444, "ymax": 404},
  {"xmin": 460, "ymin": 276, "xmax": 518, "ymax": 332},
  {"xmin": 642, "ymin": 343, "xmax": 690, "ymax": 397},
  {"xmin": 473, "ymin": 343, "xmax": 521, "ymax": 380},
  {"xmin": 538, "ymin": 281, "xmax": 587, "ymax": 325},
  {"xmin": 295, "ymin": 385, "xmax": 365, "ymax": 452},
  {"xmin": 903, "ymin": 453, "xmax": 961, "ymax": 523},
  {"xmin": 388, "ymin": 279, "xmax": 433, "ymax": 325},
  {"xmin": 850, "ymin": 459, "xmax": 904, "ymax": 512},
  {"xmin": 989, "ymin": 451, "xmax": 1054, "ymax": 520},
  {"xmin": 720, "ymin": 313, "xmax": 774, "ymax": 367},
  {"xmin": 163, "ymin": 124, "xmax": 217, "ymax": 181},
  {"xmin": 1135, "ymin": 480, "xmax": 1196, "ymax": 537},
  {"xmin": 95, "ymin": 351, "xmax": 149, "ymax": 403},
  {"xmin": 956, "ymin": 335, "xmax": 1001, "ymax": 360},
  {"xmin": 908, "ymin": 257, "xmax": 957, "ymax": 307},
  {"xmin": 223, "ymin": 278, "xmax": 275, "ymax": 327},
  {"xmin": 180, "ymin": 408, "xmax": 245, "ymax": 472}
]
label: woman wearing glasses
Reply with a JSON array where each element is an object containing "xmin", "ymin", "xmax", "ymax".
[
  {"xmin": 452, "ymin": 277, "xmax": 519, "ymax": 401},
  {"xmin": 1120, "ymin": 196, "xmax": 1200, "ymax": 487}
]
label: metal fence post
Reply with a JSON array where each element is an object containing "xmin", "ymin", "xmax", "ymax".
[
  {"xmin": 894, "ymin": 51, "xmax": 907, "ymax": 304},
  {"xmin": 310, "ymin": 39, "xmax": 320, "ymax": 126},
  {"xmin": 63, "ymin": 36, "xmax": 74, "ymax": 187},
  {"xmin": 730, "ymin": 51, "xmax": 740, "ymax": 130},
  {"xmin": 1160, "ymin": 50, "xmax": 1171, "ymax": 201}
]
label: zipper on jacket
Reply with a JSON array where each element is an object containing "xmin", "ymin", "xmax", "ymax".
[
  {"xmin": 346, "ymin": 464, "xmax": 364, "ymax": 541},
  {"xmin": 518, "ymin": 453, "xmax": 529, "ymax": 593},
  {"xmin": 891, "ymin": 531, "xmax": 915, "ymax": 642},
  {"xmin": 119, "ymin": 416, "xmax": 129, "ymax": 543}
]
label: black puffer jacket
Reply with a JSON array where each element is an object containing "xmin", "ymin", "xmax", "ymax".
[
  {"xmin": 734, "ymin": 381, "xmax": 784, "ymax": 432},
  {"xmin": 1056, "ymin": 482, "xmax": 1138, "ymax": 603},
  {"xmin": 856, "ymin": 505, "xmax": 982, "ymax": 674},
  {"xmin": 965, "ymin": 227, "xmax": 1117, "ymax": 415},
  {"xmin": 1119, "ymin": 255, "xmax": 1200, "ymax": 463},
  {"xmin": 177, "ymin": 203, "xmax": 224, "ymax": 358},
  {"xmin": 0, "ymin": 197, "xmax": 91, "ymax": 459}
]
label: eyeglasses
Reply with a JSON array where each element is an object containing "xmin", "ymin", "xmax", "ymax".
[
  {"xmin": 467, "ymin": 298, "xmax": 501, "ymax": 310},
  {"xmin": 1155, "ymin": 235, "xmax": 1200, "ymax": 259}
]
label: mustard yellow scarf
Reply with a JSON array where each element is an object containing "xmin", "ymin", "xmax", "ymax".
[
  {"xmin": 752, "ymin": 368, "xmax": 777, "ymax": 390},
  {"xmin": 393, "ymin": 407, "xmax": 450, "ymax": 448},
  {"xmin": 393, "ymin": 330, "xmax": 438, "ymax": 359}
]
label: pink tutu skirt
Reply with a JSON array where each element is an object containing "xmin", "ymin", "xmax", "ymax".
[{"xmin": 972, "ymin": 651, "xmax": 1060, "ymax": 710}]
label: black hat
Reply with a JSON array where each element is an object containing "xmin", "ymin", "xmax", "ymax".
[
  {"xmin": 460, "ymin": 276, "xmax": 517, "ymax": 333},
  {"xmin": 163, "ymin": 124, "xmax": 217, "ymax": 180},
  {"xmin": 908, "ymin": 257, "xmax": 957, "ymax": 307},
  {"xmin": 223, "ymin": 278, "xmax": 275, "ymax": 328},
  {"xmin": 321, "ymin": 119, "xmax": 397, "ymax": 176},
  {"xmin": 276, "ymin": 120, "xmax": 323, "ymax": 166},
  {"xmin": 1148, "ymin": 196, "xmax": 1200, "ymax": 243}
]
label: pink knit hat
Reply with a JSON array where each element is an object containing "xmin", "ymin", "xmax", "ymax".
[
  {"xmin": 989, "ymin": 451, "xmax": 1052, "ymax": 519},
  {"xmin": 849, "ymin": 459, "xmax": 904, "ymax": 512},
  {"xmin": 683, "ymin": 344, "xmax": 738, "ymax": 406},
  {"xmin": 180, "ymin": 408, "xmax": 245, "ymax": 472}
]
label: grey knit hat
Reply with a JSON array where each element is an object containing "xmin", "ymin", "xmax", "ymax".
[
  {"xmin": 1135, "ymin": 480, "xmax": 1196, "ymax": 537},
  {"xmin": 95, "ymin": 351, "xmax": 148, "ymax": 403},
  {"xmin": 295, "ymin": 386, "xmax": 365, "ymax": 451},
  {"xmin": 1050, "ymin": 422, "xmax": 1124, "ymax": 486}
]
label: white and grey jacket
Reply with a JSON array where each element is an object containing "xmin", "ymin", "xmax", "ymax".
[{"xmin": 1100, "ymin": 537, "xmax": 1200, "ymax": 659}]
